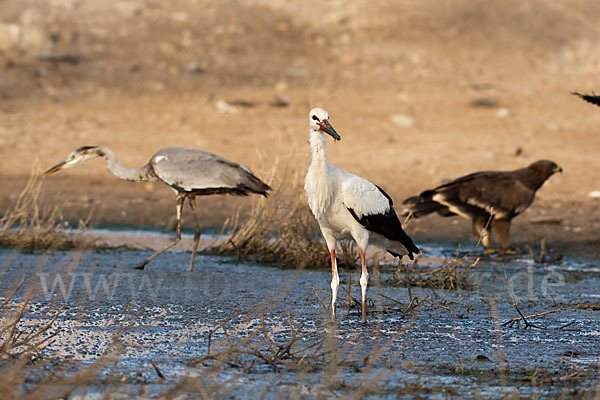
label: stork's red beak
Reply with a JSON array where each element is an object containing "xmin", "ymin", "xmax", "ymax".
[
  {"xmin": 44, "ymin": 160, "xmax": 67, "ymax": 176},
  {"xmin": 319, "ymin": 120, "xmax": 341, "ymax": 141}
]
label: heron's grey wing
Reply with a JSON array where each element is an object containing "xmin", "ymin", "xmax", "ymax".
[{"xmin": 150, "ymin": 147, "xmax": 270, "ymax": 195}]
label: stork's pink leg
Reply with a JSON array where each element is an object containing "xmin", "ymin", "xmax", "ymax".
[
  {"xmin": 359, "ymin": 249, "xmax": 369, "ymax": 323},
  {"xmin": 330, "ymin": 249, "xmax": 339, "ymax": 322}
]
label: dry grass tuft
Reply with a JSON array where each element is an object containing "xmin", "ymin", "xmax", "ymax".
[
  {"xmin": 0, "ymin": 282, "xmax": 144, "ymax": 399},
  {"xmin": 385, "ymin": 252, "xmax": 477, "ymax": 291},
  {"xmin": 0, "ymin": 279, "xmax": 64, "ymax": 398},
  {"xmin": 0, "ymin": 279, "xmax": 61, "ymax": 360},
  {"xmin": 0, "ymin": 166, "xmax": 96, "ymax": 251},
  {"xmin": 208, "ymin": 165, "xmax": 359, "ymax": 269}
]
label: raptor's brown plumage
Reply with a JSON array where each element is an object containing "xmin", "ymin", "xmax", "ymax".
[{"xmin": 402, "ymin": 160, "xmax": 562, "ymax": 250}]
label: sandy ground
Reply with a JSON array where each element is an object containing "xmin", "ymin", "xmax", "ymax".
[{"xmin": 1, "ymin": 0, "xmax": 600, "ymax": 256}]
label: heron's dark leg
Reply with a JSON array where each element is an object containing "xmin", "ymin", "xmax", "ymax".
[
  {"xmin": 134, "ymin": 193, "xmax": 185, "ymax": 270},
  {"xmin": 188, "ymin": 196, "xmax": 201, "ymax": 272},
  {"xmin": 359, "ymin": 249, "xmax": 369, "ymax": 324},
  {"xmin": 472, "ymin": 215, "xmax": 492, "ymax": 250}
]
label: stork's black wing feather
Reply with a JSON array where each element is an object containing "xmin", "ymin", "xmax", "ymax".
[
  {"xmin": 347, "ymin": 207, "xmax": 419, "ymax": 258},
  {"xmin": 347, "ymin": 187, "xmax": 420, "ymax": 259}
]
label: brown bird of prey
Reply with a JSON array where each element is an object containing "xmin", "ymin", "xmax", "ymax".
[
  {"xmin": 402, "ymin": 160, "xmax": 562, "ymax": 251},
  {"xmin": 572, "ymin": 92, "xmax": 600, "ymax": 108}
]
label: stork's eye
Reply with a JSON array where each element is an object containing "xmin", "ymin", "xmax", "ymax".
[{"xmin": 312, "ymin": 115, "xmax": 320, "ymax": 121}]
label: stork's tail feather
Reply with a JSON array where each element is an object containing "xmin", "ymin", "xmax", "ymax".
[
  {"xmin": 387, "ymin": 232, "xmax": 420, "ymax": 261},
  {"xmin": 387, "ymin": 244, "xmax": 419, "ymax": 261}
]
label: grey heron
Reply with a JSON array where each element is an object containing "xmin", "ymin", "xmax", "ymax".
[
  {"xmin": 44, "ymin": 146, "xmax": 271, "ymax": 271},
  {"xmin": 304, "ymin": 108, "xmax": 419, "ymax": 323}
]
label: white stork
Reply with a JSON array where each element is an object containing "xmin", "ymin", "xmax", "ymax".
[{"xmin": 304, "ymin": 108, "xmax": 420, "ymax": 323}]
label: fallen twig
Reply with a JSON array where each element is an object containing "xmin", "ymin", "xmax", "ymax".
[
  {"xmin": 150, "ymin": 359, "xmax": 165, "ymax": 380},
  {"xmin": 502, "ymin": 309, "xmax": 560, "ymax": 328},
  {"xmin": 503, "ymin": 269, "xmax": 559, "ymax": 329}
]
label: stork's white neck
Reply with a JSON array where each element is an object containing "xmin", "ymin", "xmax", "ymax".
[
  {"xmin": 309, "ymin": 130, "xmax": 327, "ymax": 167},
  {"xmin": 305, "ymin": 130, "xmax": 334, "ymax": 220}
]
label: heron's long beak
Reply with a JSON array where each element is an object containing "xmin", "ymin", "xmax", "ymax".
[
  {"xmin": 44, "ymin": 160, "xmax": 68, "ymax": 176},
  {"xmin": 319, "ymin": 120, "xmax": 341, "ymax": 141},
  {"xmin": 554, "ymin": 165, "xmax": 563, "ymax": 174}
]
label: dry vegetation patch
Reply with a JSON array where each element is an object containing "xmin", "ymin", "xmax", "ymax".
[
  {"xmin": 0, "ymin": 168, "xmax": 96, "ymax": 251},
  {"xmin": 385, "ymin": 255, "xmax": 477, "ymax": 291}
]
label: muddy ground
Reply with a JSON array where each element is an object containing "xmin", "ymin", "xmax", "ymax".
[
  {"xmin": 1, "ymin": 241, "xmax": 599, "ymax": 398},
  {"xmin": 0, "ymin": 0, "xmax": 600, "ymax": 257}
]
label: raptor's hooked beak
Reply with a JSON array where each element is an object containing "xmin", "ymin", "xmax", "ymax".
[
  {"xmin": 44, "ymin": 160, "xmax": 68, "ymax": 176},
  {"xmin": 554, "ymin": 165, "xmax": 563, "ymax": 174},
  {"xmin": 319, "ymin": 119, "xmax": 341, "ymax": 141}
]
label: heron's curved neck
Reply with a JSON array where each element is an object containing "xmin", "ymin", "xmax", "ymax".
[
  {"xmin": 97, "ymin": 146, "xmax": 152, "ymax": 182},
  {"xmin": 309, "ymin": 131, "xmax": 327, "ymax": 167}
]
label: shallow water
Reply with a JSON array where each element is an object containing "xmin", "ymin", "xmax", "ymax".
[{"xmin": 0, "ymin": 234, "xmax": 598, "ymax": 398}]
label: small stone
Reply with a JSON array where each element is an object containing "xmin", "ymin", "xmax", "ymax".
[
  {"xmin": 496, "ymin": 108, "xmax": 513, "ymax": 118},
  {"xmin": 186, "ymin": 63, "xmax": 204, "ymax": 74},
  {"xmin": 589, "ymin": 190, "xmax": 600, "ymax": 199},
  {"xmin": 390, "ymin": 114, "xmax": 415, "ymax": 128},
  {"xmin": 215, "ymin": 100, "xmax": 237, "ymax": 113}
]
